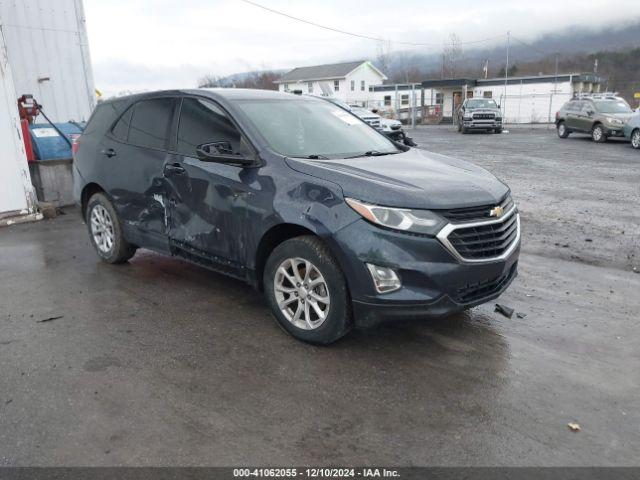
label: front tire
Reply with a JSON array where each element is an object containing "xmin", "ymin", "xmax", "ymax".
[
  {"xmin": 557, "ymin": 122, "xmax": 569, "ymax": 138},
  {"xmin": 592, "ymin": 124, "xmax": 607, "ymax": 143},
  {"xmin": 86, "ymin": 193, "xmax": 136, "ymax": 264},
  {"xmin": 631, "ymin": 129, "xmax": 640, "ymax": 149},
  {"xmin": 263, "ymin": 235, "xmax": 352, "ymax": 344}
]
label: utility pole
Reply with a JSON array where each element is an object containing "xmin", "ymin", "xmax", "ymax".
[
  {"xmin": 547, "ymin": 52, "xmax": 559, "ymax": 125},
  {"xmin": 411, "ymin": 83, "xmax": 416, "ymax": 129},
  {"xmin": 503, "ymin": 31, "xmax": 510, "ymax": 123}
]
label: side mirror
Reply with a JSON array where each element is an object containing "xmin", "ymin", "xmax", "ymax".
[
  {"xmin": 196, "ymin": 142, "xmax": 254, "ymax": 167},
  {"xmin": 587, "ymin": 110, "xmax": 594, "ymax": 116}
]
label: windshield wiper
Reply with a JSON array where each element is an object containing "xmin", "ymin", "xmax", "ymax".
[
  {"xmin": 290, "ymin": 154, "xmax": 329, "ymax": 160},
  {"xmin": 344, "ymin": 150, "xmax": 400, "ymax": 159}
]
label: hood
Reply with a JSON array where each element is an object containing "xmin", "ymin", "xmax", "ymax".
[
  {"xmin": 467, "ymin": 107, "xmax": 501, "ymax": 114},
  {"xmin": 285, "ymin": 148, "xmax": 509, "ymax": 210}
]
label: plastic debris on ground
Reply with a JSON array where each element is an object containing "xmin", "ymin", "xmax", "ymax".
[{"xmin": 494, "ymin": 304, "xmax": 515, "ymax": 318}]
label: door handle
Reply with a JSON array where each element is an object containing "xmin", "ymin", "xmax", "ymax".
[
  {"xmin": 101, "ymin": 148, "xmax": 116, "ymax": 158},
  {"xmin": 164, "ymin": 163, "xmax": 186, "ymax": 176}
]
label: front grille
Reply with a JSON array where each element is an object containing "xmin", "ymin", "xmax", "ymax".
[
  {"xmin": 440, "ymin": 195, "xmax": 514, "ymax": 223},
  {"xmin": 455, "ymin": 263, "xmax": 517, "ymax": 303},
  {"xmin": 472, "ymin": 113, "xmax": 495, "ymax": 120},
  {"xmin": 446, "ymin": 210, "xmax": 519, "ymax": 260}
]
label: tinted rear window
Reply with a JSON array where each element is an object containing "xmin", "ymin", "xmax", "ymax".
[
  {"xmin": 128, "ymin": 98, "xmax": 175, "ymax": 149},
  {"xmin": 111, "ymin": 107, "xmax": 133, "ymax": 142},
  {"xmin": 83, "ymin": 101, "xmax": 125, "ymax": 136}
]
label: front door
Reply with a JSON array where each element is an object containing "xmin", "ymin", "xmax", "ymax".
[
  {"xmin": 99, "ymin": 97, "xmax": 177, "ymax": 250},
  {"xmin": 164, "ymin": 97, "xmax": 255, "ymax": 273}
]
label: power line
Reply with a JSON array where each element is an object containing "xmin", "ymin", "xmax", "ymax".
[
  {"xmin": 238, "ymin": 0, "xmax": 505, "ymax": 47},
  {"xmin": 510, "ymin": 34, "xmax": 551, "ymax": 58}
]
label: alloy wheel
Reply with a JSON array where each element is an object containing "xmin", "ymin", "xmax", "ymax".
[
  {"xmin": 274, "ymin": 257, "xmax": 331, "ymax": 330},
  {"xmin": 90, "ymin": 204, "xmax": 115, "ymax": 254},
  {"xmin": 632, "ymin": 130, "xmax": 640, "ymax": 149},
  {"xmin": 558, "ymin": 124, "xmax": 566, "ymax": 137},
  {"xmin": 593, "ymin": 126, "xmax": 603, "ymax": 142}
]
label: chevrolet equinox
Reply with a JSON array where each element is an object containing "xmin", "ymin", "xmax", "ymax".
[{"xmin": 74, "ymin": 89, "xmax": 520, "ymax": 344}]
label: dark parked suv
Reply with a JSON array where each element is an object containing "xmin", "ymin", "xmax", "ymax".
[
  {"xmin": 555, "ymin": 94, "xmax": 634, "ymax": 142},
  {"xmin": 74, "ymin": 89, "xmax": 520, "ymax": 344}
]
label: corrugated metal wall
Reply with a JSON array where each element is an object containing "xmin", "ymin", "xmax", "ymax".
[{"xmin": 0, "ymin": 0, "xmax": 96, "ymax": 122}]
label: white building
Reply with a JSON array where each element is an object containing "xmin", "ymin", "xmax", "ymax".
[
  {"xmin": 275, "ymin": 60, "xmax": 387, "ymax": 105},
  {"xmin": 0, "ymin": 0, "xmax": 96, "ymax": 222},
  {"xmin": 368, "ymin": 73, "xmax": 603, "ymax": 124}
]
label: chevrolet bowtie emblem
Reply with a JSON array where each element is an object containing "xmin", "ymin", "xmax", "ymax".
[{"xmin": 490, "ymin": 206, "xmax": 504, "ymax": 218}]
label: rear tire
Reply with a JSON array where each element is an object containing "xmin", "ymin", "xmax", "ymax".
[
  {"xmin": 631, "ymin": 129, "xmax": 640, "ymax": 149},
  {"xmin": 557, "ymin": 122, "xmax": 569, "ymax": 139},
  {"xmin": 592, "ymin": 124, "xmax": 607, "ymax": 143},
  {"xmin": 263, "ymin": 235, "xmax": 352, "ymax": 345},
  {"xmin": 86, "ymin": 193, "xmax": 136, "ymax": 264}
]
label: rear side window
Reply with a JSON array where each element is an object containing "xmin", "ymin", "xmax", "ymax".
[
  {"xmin": 111, "ymin": 107, "xmax": 133, "ymax": 142},
  {"xmin": 128, "ymin": 98, "xmax": 175, "ymax": 150},
  {"xmin": 176, "ymin": 97, "xmax": 246, "ymax": 157},
  {"xmin": 83, "ymin": 101, "xmax": 126, "ymax": 136},
  {"xmin": 565, "ymin": 101, "xmax": 578, "ymax": 112}
]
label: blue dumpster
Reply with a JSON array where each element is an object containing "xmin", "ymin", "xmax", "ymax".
[{"xmin": 29, "ymin": 123, "xmax": 84, "ymax": 161}]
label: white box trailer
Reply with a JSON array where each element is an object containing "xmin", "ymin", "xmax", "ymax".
[
  {"xmin": 0, "ymin": 0, "xmax": 96, "ymax": 219},
  {"xmin": 0, "ymin": 28, "xmax": 39, "ymax": 223},
  {"xmin": 0, "ymin": 0, "xmax": 96, "ymax": 123}
]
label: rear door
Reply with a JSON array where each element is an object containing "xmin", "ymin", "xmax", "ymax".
[
  {"xmin": 564, "ymin": 101, "xmax": 582, "ymax": 130},
  {"xmin": 163, "ymin": 96, "xmax": 256, "ymax": 271},
  {"xmin": 100, "ymin": 96, "xmax": 178, "ymax": 250}
]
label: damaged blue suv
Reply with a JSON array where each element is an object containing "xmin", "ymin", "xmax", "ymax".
[{"xmin": 74, "ymin": 89, "xmax": 520, "ymax": 344}]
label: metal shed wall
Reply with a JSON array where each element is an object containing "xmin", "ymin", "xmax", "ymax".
[{"xmin": 0, "ymin": 0, "xmax": 96, "ymax": 123}]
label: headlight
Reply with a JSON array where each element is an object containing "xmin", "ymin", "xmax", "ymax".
[
  {"xmin": 345, "ymin": 198, "xmax": 446, "ymax": 235},
  {"xmin": 463, "ymin": 114, "xmax": 473, "ymax": 120},
  {"xmin": 607, "ymin": 117, "xmax": 623, "ymax": 126}
]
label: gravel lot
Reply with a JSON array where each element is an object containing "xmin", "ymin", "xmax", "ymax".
[{"xmin": 1, "ymin": 125, "xmax": 638, "ymax": 466}]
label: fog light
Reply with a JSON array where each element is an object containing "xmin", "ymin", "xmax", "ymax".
[{"xmin": 366, "ymin": 263, "xmax": 401, "ymax": 293}]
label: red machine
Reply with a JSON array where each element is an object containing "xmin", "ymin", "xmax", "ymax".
[{"xmin": 17, "ymin": 94, "xmax": 39, "ymax": 162}]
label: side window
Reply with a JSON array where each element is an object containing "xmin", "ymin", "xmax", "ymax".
[
  {"xmin": 128, "ymin": 98, "xmax": 174, "ymax": 149},
  {"xmin": 111, "ymin": 107, "xmax": 133, "ymax": 142},
  {"xmin": 176, "ymin": 97, "xmax": 248, "ymax": 158},
  {"xmin": 568, "ymin": 101, "xmax": 581, "ymax": 112}
]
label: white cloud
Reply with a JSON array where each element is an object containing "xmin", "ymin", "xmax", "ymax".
[{"xmin": 84, "ymin": 0, "xmax": 638, "ymax": 95}]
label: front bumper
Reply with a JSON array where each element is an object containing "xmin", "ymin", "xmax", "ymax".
[
  {"xmin": 463, "ymin": 119, "xmax": 502, "ymax": 130},
  {"xmin": 332, "ymin": 218, "xmax": 520, "ymax": 327},
  {"xmin": 603, "ymin": 126, "xmax": 625, "ymax": 137}
]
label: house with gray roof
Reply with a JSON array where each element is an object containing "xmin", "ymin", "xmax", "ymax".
[{"xmin": 274, "ymin": 60, "xmax": 387, "ymax": 105}]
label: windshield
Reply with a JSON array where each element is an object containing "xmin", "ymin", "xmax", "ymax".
[
  {"xmin": 594, "ymin": 100, "xmax": 632, "ymax": 114},
  {"xmin": 466, "ymin": 99, "xmax": 499, "ymax": 109},
  {"xmin": 236, "ymin": 99, "xmax": 400, "ymax": 159}
]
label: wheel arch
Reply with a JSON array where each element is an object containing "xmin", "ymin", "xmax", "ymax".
[
  {"xmin": 253, "ymin": 223, "xmax": 317, "ymax": 291},
  {"xmin": 80, "ymin": 183, "xmax": 106, "ymax": 219}
]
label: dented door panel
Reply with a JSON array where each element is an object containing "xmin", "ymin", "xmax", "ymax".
[{"xmin": 164, "ymin": 154, "xmax": 253, "ymax": 268}]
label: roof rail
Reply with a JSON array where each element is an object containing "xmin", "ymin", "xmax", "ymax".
[{"xmin": 575, "ymin": 92, "xmax": 619, "ymax": 99}]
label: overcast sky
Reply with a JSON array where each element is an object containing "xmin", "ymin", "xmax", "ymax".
[{"xmin": 84, "ymin": 0, "xmax": 637, "ymax": 96}]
